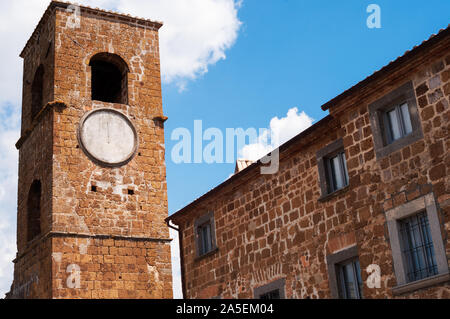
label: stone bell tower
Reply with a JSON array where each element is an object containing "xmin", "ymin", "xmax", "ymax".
[{"xmin": 8, "ymin": 1, "xmax": 172, "ymax": 299}]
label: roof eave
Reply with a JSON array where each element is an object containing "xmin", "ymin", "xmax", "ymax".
[
  {"xmin": 166, "ymin": 115, "xmax": 336, "ymax": 224},
  {"xmin": 20, "ymin": 0, "xmax": 164, "ymax": 58}
]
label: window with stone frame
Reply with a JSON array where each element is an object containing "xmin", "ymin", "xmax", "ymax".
[
  {"xmin": 326, "ymin": 245, "xmax": 364, "ymax": 299},
  {"xmin": 384, "ymin": 103, "xmax": 413, "ymax": 144},
  {"xmin": 369, "ymin": 81, "xmax": 423, "ymax": 159},
  {"xmin": 385, "ymin": 193, "xmax": 449, "ymax": 295},
  {"xmin": 254, "ymin": 278, "xmax": 285, "ymax": 299},
  {"xmin": 398, "ymin": 211, "xmax": 438, "ymax": 282},
  {"xmin": 336, "ymin": 258, "xmax": 364, "ymax": 299},
  {"xmin": 317, "ymin": 139, "xmax": 349, "ymax": 198},
  {"xmin": 194, "ymin": 211, "xmax": 217, "ymax": 258}
]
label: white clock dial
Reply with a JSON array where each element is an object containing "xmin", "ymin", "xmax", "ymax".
[{"xmin": 78, "ymin": 108, "xmax": 138, "ymax": 167}]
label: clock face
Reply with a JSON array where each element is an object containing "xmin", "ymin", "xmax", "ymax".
[{"xmin": 78, "ymin": 108, "xmax": 138, "ymax": 167}]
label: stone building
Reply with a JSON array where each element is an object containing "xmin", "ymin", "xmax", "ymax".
[
  {"xmin": 7, "ymin": 1, "xmax": 172, "ymax": 299},
  {"xmin": 167, "ymin": 26, "xmax": 450, "ymax": 299}
]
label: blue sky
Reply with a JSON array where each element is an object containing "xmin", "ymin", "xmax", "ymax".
[
  {"xmin": 0, "ymin": 0, "xmax": 448, "ymax": 298},
  {"xmin": 164, "ymin": 0, "xmax": 450, "ymax": 214}
]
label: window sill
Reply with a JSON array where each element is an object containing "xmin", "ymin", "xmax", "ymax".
[
  {"xmin": 392, "ymin": 272, "xmax": 450, "ymax": 296},
  {"xmin": 195, "ymin": 247, "xmax": 219, "ymax": 262},
  {"xmin": 318, "ymin": 186, "xmax": 350, "ymax": 203},
  {"xmin": 375, "ymin": 129, "xmax": 423, "ymax": 160}
]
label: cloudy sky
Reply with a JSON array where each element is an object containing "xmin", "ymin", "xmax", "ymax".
[{"xmin": 0, "ymin": 0, "xmax": 449, "ymax": 298}]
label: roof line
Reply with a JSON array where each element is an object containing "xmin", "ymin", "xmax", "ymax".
[
  {"xmin": 166, "ymin": 115, "xmax": 335, "ymax": 223},
  {"xmin": 20, "ymin": 0, "xmax": 163, "ymax": 58},
  {"xmin": 321, "ymin": 24, "xmax": 450, "ymax": 111}
]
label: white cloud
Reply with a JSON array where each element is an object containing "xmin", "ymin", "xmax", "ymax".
[
  {"xmin": 0, "ymin": 104, "xmax": 20, "ymax": 298},
  {"xmin": 0, "ymin": 220, "xmax": 16, "ymax": 292},
  {"xmin": 113, "ymin": 0, "xmax": 242, "ymax": 87},
  {"xmin": 0, "ymin": 0, "xmax": 242, "ymax": 103},
  {"xmin": 0, "ymin": 1, "xmax": 49, "ymax": 104},
  {"xmin": 240, "ymin": 107, "xmax": 314, "ymax": 161},
  {"xmin": 0, "ymin": 0, "xmax": 242, "ymax": 299}
]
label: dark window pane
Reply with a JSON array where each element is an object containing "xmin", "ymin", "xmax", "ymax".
[
  {"xmin": 385, "ymin": 103, "xmax": 413, "ymax": 145},
  {"xmin": 342, "ymin": 263, "xmax": 357, "ymax": 298},
  {"xmin": 338, "ymin": 259, "xmax": 363, "ymax": 299},
  {"xmin": 354, "ymin": 260, "xmax": 364, "ymax": 299},
  {"xmin": 198, "ymin": 222, "xmax": 212, "ymax": 256},
  {"xmin": 197, "ymin": 227, "xmax": 203, "ymax": 255},
  {"xmin": 260, "ymin": 290, "xmax": 280, "ymax": 299},
  {"xmin": 328, "ymin": 152, "xmax": 348, "ymax": 193},
  {"xmin": 399, "ymin": 212, "xmax": 438, "ymax": 282},
  {"xmin": 203, "ymin": 223, "xmax": 211, "ymax": 253}
]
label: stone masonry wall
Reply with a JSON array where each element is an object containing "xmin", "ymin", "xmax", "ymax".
[
  {"xmin": 173, "ymin": 51, "xmax": 450, "ymax": 299},
  {"xmin": 19, "ymin": 11, "xmax": 55, "ymax": 137},
  {"xmin": 51, "ymin": 236, "xmax": 172, "ymax": 299},
  {"xmin": 49, "ymin": 8, "xmax": 171, "ymax": 299},
  {"xmin": 52, "ymin": 8, "xmax": 167, "ymax": 238}
]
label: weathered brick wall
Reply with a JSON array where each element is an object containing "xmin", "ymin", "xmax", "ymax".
[
  {"xmin": 335, "ymin": 54, "xmax": 450, "ymax": 299},
  {"xmin": 11, "ymin": 106, "xmax": 54, "ymax": 298},
  {"xmin": 10, "ymin": 3, "xmax": 172, "ymax": 299},
  {"xmin": 9, "ymin": 238, "xmax": 52, "ymax": 299},
  {"xmin": 19, "ymin": 11, "xmax": 55, "ymax": 136},
  {"xmin": 173, "ymin": 51, "xmax": 450, "ymax": 299},
  {"xmin": 51, "ymin": 237, "xmax": 172, "ymax": 299},
  {"xmin": 176, "ymin": 120, "xmax": 347, "ymax": 299}
]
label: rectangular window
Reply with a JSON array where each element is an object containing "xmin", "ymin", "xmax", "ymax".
[
  {"xmin": 384, "ymin": 103, "xmax": 413, "ymax": 144},
  {"xmin": 385, "ymin": 193, "xmax": 449, "ymax": 295},
  {"xmin": 337, "ymin": 259, "xmax": 364, "ymax": 299},
  {"xmin": 326, "ymin": 151, "xmax": 349, "ymax": 193},
  {"xmin": 194, "ymin": 211, "xmax": 217, "ymax": 258},
  {"xmin": 317, "ymin": 139, "xmax": 349, "ymax": 200},
  {"xmin": 197, "ymin": 222, "xmax": 213, "ymax": 256},
  {"xmin": 369, "ymin": 81, "xmax": 423, "ymax": 159},
  {"xmin": 399, "ymin": 212, "xmax": 438, "ymax": 283}
]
